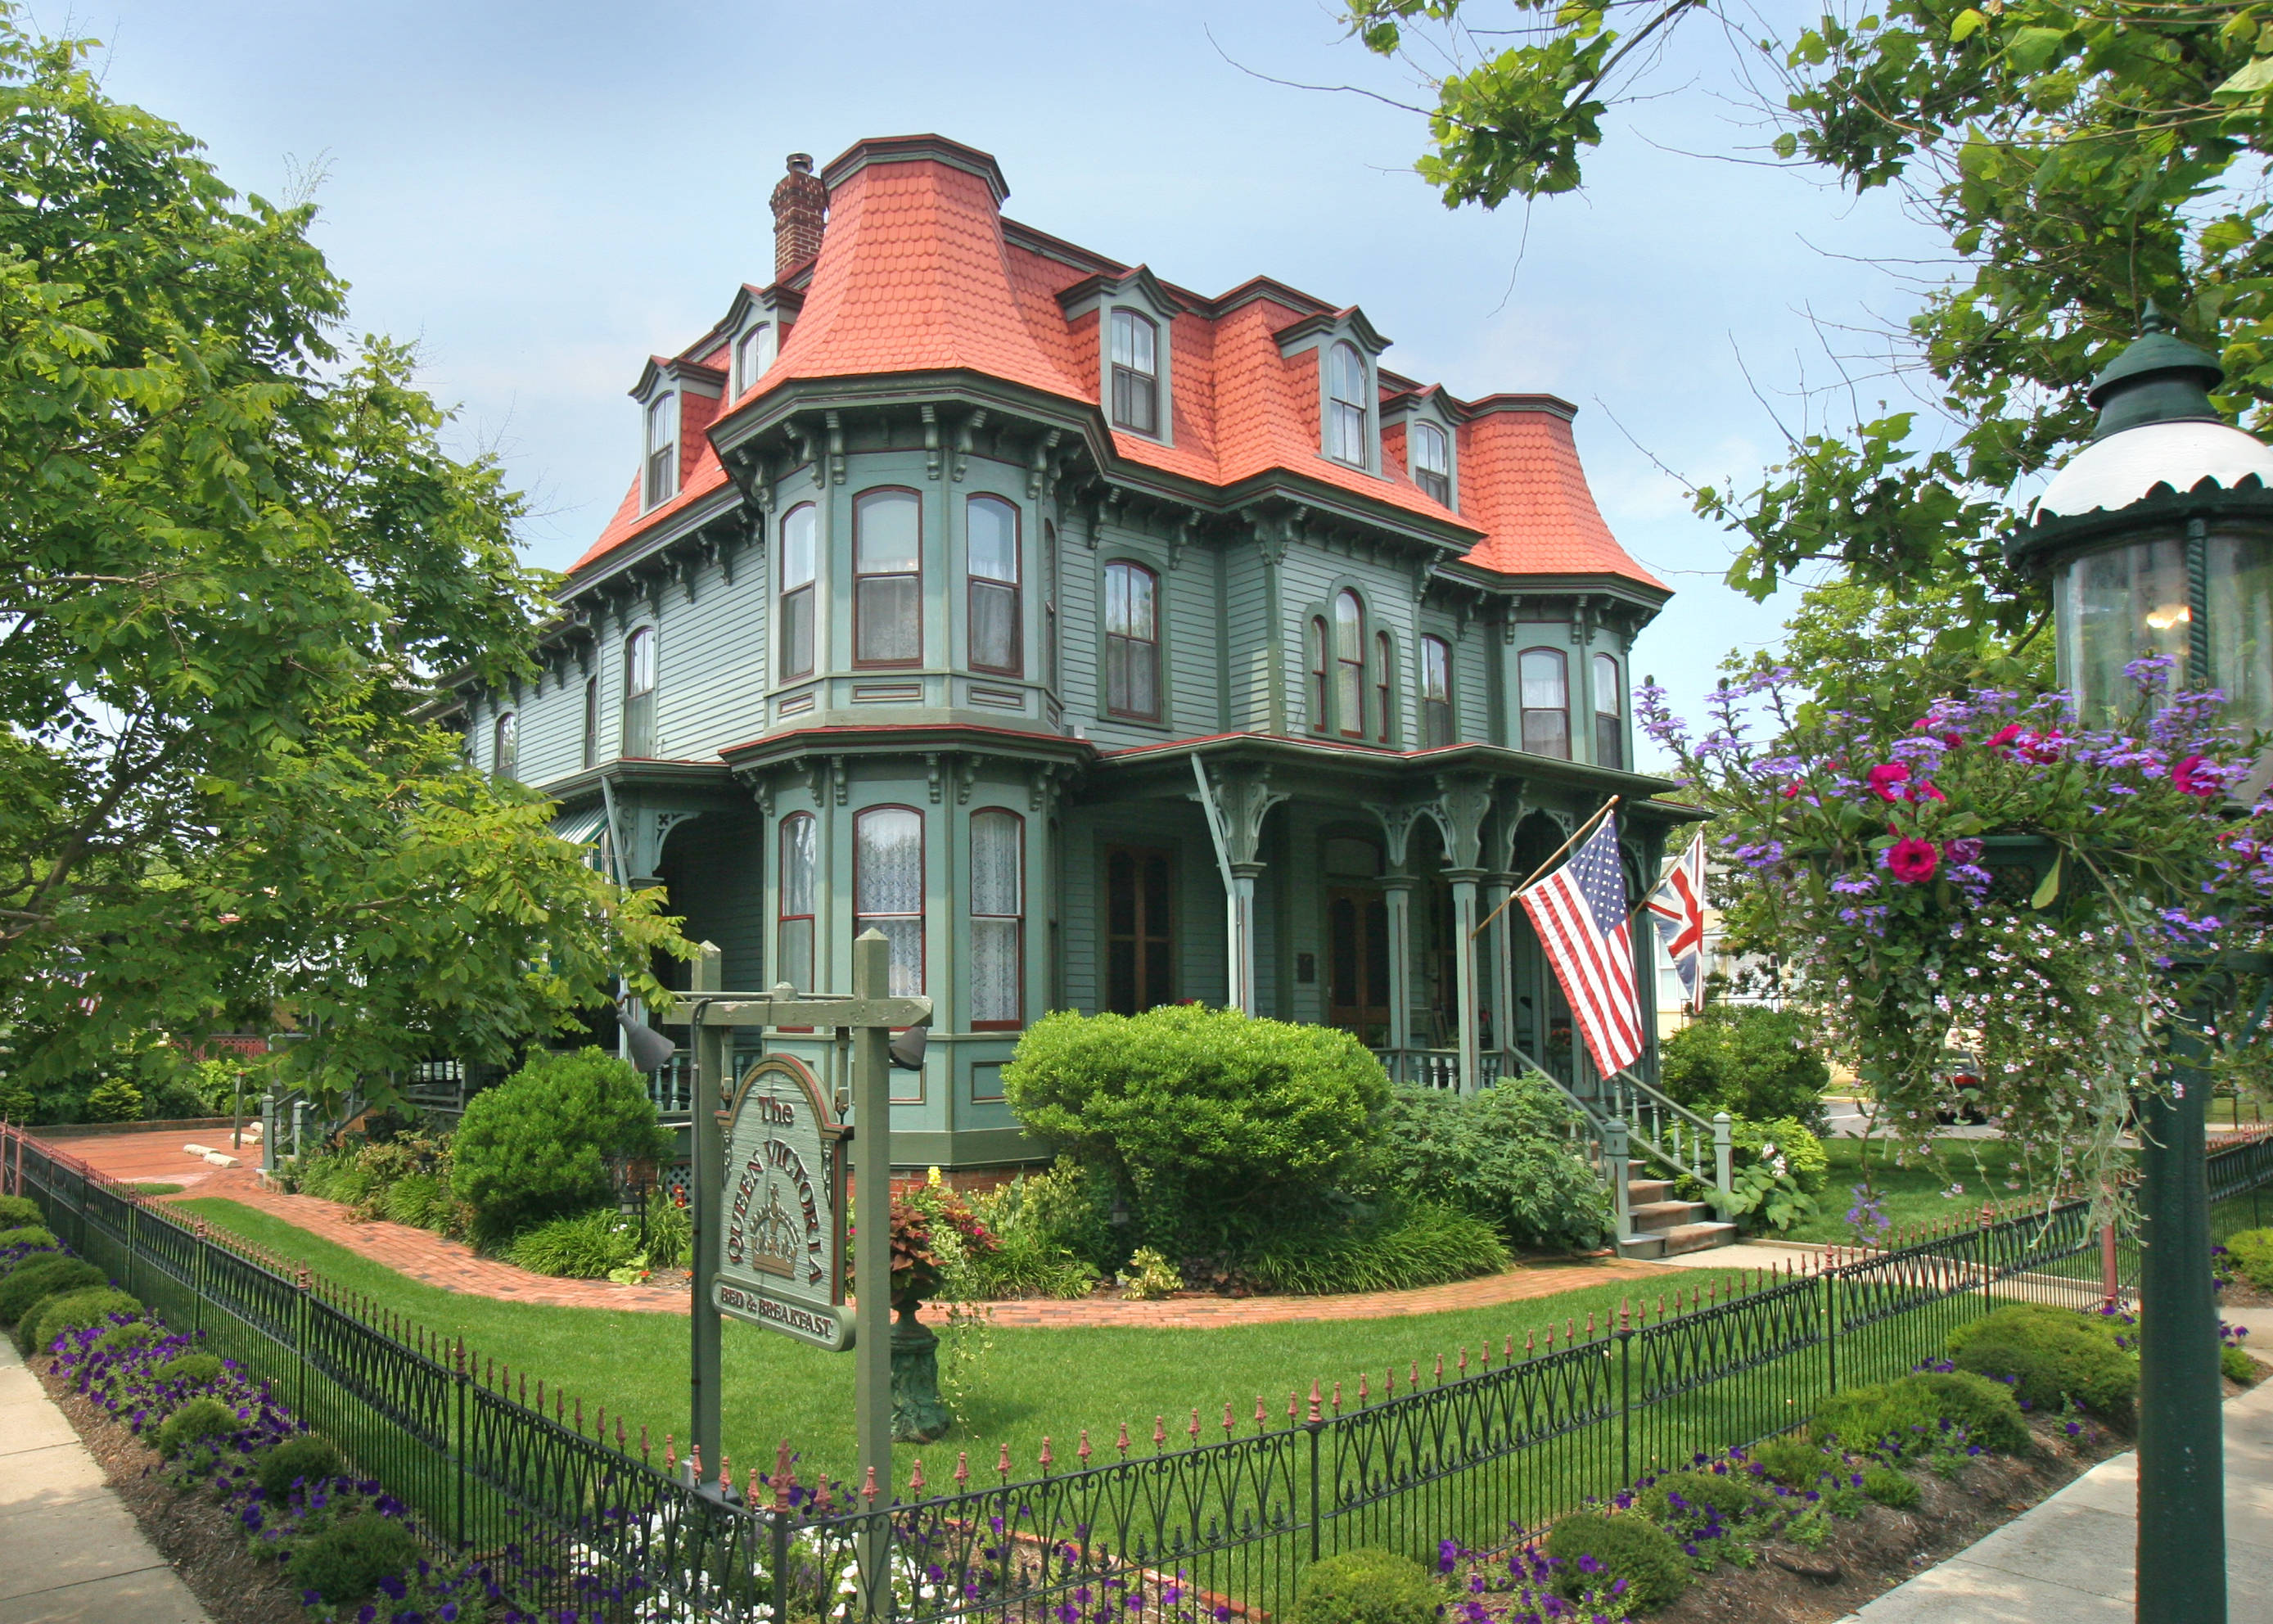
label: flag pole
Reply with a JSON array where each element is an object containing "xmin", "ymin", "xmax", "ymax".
[{"xmin": 1470, "ymin": 795, "xmax": 1621, "ymax": 941}]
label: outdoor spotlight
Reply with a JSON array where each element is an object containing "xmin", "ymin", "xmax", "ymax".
[
  {"xmin": 619, "ymin": 1010, "xmax": 679, "ymax": 1075},
  {"xmin": 888, "ymin": 1021, "xmax": 929, "ymax": 1071}
]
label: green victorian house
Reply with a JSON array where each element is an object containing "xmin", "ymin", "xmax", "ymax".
[{"xmin": 456, "ymin": 135, "xmax": 1701, "ymax": 1180}]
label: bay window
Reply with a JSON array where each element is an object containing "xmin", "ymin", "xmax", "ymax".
[
  {"xmin": 1519, "ymin": 647, "xmax": 1570, "ymax": 759},
  {"xmin": 967, "ymin": 495, "xmax": 1021, "ymax": 674},
  {"xmin": 779, "ymin": 503, "xmax": 816, "ymax": 679},
  {"xmin": 1594, "ymin": 652, "xmax": 1625, "ymax": 769},
  {"xmin": 855, "ymin": 806, "xmax": 925, "ymax": 996},
  {"xmin": 778, "ymin": 813, "xmax": 817, "ymax": 995},
  {"xmin": 854, "ymin": 489, "xmax": 922, "ymax": 665},
  {"xmin": 969, "ymin": 810, "xmax": 1024, "ymax": 1028}
]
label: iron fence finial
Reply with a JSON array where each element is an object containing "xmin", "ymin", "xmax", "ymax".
[
  {"xmin": 954, "ymin": 1450, "xmax": 969, "ymax": 1491},
  {"xmin": 1116, "ymin": 1421, "xmax": 1130, "ymax": 1457},
  {"xmin": 1309, "ymin": 1381, "xmax": 1323, "ymax": 1423},
  {"xmin": 910, "ymin": 1457, "xmax": 927, "ymax": 1495},
  {"xmin": 1079, "ymin": 1429, "xmax": 1092, "ymax": 1466},
  {"xmin": 863, "ymin": 1464, "xmax": 879, "ymax": 1504}
]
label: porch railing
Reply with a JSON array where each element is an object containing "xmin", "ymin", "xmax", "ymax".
[{"xmin": 1371, "ymin": 1047, "xmax": 1503, "ymax": 1090}]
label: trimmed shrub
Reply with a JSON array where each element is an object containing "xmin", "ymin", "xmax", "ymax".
[
  {"xmin": 1291, "ymin": 1548, "xmax": 1441, "ymax": 1624},
  {"xmin": 156, "ymin": 1396, "xmax": 241, "ymax": 1458},
  {"xmin": 83, "ymin": 1076, "xmax": 142, "ymax": 1121},
  {"xmin": 453, "ymin": 1048, "xmax": 670, "ymax": 1240},
  {"xmin": 1812, "ymin": 1370, "xmax": 2028, "ymax": 1457},
  {"xmin": 286, "ymin": 1513, "xmax": 423, "ymax": 1605},
  {"xmin": 256, "ymin": 1433, "xmax": 348, "ymax": 1501},
  {"xmin": 1542, "ymin": 1512, "xmax": 1690, "ymax": 1610},
  {"xmin": 1658, "ymin": 1004, "xmax": 1830, "ymax": 1129},
  {"xmin": 0, "ymin": 1195, "xmax": 43, "ymax": 1227},
  {"xmin": 2227, "ymin": 1228, "xmax": 2273, "ymax": 1292},
  {"xmin": 156, "ymin": 1351, "xmax": 225, "ymax": 1388},
  {"xmin": 1003, "ymin": 1007, "xmax": 1389, "ymax": 1252},
  {"xmin": 2222, "ymin": 1343, "xmax": 2262, "ymax": 1385},
  {"xmin": 380, "ymin": 1171, "xmax": 446, "ymax": 1229},
  {"xmin": 0, "ymin": 1256, "xmax": 104, "ymax": 1326},
  {"xmin": 1639, "ymin": 1467, "xmax": 1767, "ymax": 1528},
  {"xmin": 1947, "ymin": 1305, "xmax": 2137, "ymax": 1417},
  {"xmin": 1748, "ymin": 1435, "xmax": 1840, "ymax": 1488},
  {"xmin": 0, "ymin": 1225, "xmax": 56, "ymax": 1251},
  {"xmin": 1378, "ymin": 1079, "xmax": 1611, "ymax": 1250},
  {"xmin": 23, "ymin": 1287, "xmax": 141, "ymax": 1353},
  {"xmin": 1247, "ymin": 1202, "xmax": 1509, "ymax": 1295},
  {"xmin": 508, "ymin": 1209, "xmax": 642, "ymax": 1278},
  {"xmin": 1860, "ymin": 1463, "xmax": 1920, "ymax": 1508},
  {"xmin": 92, "ymin": 1319, "xmax": 160, "ymax": 1356}
]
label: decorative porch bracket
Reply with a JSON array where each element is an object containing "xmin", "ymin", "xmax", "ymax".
[{"xmin": 1190, "ymin": 757, "xmax": 1286, "ymax": 1015}]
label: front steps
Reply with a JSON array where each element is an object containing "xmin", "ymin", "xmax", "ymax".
[{"xmin": 1614, "ymin": 1177, "xmax": 1739, "ymax": 1260}]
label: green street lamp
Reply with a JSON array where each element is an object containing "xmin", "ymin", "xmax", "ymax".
[{"xmin": 2009, "ymin": 307, "xmax": 2273, "ymax": 1624}]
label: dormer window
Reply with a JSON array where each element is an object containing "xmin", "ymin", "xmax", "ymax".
[
  {"xmin": 643, "ymin": 392, "xmax": 678, "ymax": 508},
  {"xmin": 1110, "ymin": 309, "xmax": 1160, "ymax": 435},
  {"xmin": 1326, "ymin": 342, "xmax": 1369, "ymax": 467},
  {"xmin": 1412, "ymin": 421, "xmax": 1452, "ymax": 505},
  {"xmin": 734, "ymin": 324, "xmax": 773, "ymax": 395}
]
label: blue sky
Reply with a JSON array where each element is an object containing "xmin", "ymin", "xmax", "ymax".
[{"xmin": 56, "ymin": 0, "xmax": 1945, "ymax": 762}]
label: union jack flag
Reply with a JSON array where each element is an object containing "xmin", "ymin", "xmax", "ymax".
[
  {"xmin": 1648, "ymin": 828, "xmax": 1708, "ymax": 1013},
  {"xmin": 1519, "ymin": 812, "xmax": 1644, "ymax": 1078}
]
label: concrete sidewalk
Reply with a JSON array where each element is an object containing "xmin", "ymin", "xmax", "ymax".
[
  {"xmin": 1838, "ymin": 1306, "xmax": 2273, "ymax": 1621},
  {"xmin": 0, "ymin": 1338, "xmax": 210, "ymax": 1624}
]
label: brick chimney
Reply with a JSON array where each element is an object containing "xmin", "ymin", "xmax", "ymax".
[{"xmin": 770, "ymin": 153, "xmax": 828, "ymax": 279}]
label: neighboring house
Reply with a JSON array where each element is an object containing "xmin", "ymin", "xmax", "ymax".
[{"xmin": 450, "ymin": 134, "xmax": 1699, "ymax": 1174}]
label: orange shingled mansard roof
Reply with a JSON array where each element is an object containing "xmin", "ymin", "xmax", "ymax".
[{"xmin": 571, "ymin": 134, "xmax": 1661, "ymax": 592}]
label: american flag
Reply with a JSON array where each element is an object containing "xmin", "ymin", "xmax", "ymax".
[
  {"xmin": 1648, "ymin": 828, "xmax": 1708, "ymax": 1013},
  {"xmin": 1519, "ymin": 811, "xmax": 1644, "ymax": 1077}
]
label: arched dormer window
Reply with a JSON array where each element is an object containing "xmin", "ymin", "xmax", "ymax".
[
  {"xmin": 1594, "ymin": 652, "xmax": 1625, "ymax": 769},
  {"xmin": 622, "ymin": 626, "xmax": 656, "ymax": 757},
  {"xmin": 1519, "ymin": 647, "xmax": 1570, "ymax": 759},
  {"xmin": 1421, "ymin": 636, "xmax": 1454, "ymax": 748},
  {"xmin": 643, "ymin": 392, "xmax": 678, "ymax": 508},
  {"xmin": 967, "ymin": 494, "xmax": 1021, "ymax": 675},
  {"xmin": 1307, "ymin": 617, "xmax": 1328, "ymax": 734},
  {"xmin": 492, "ymin": 711, "xmax": 517, "ymax": 780},
  {"xmin": 1110, "ymin": 309, "xmax": 1161, "ymax": 436},
  {"xmin": 1411, "ymin": 421, "xmax": 1452, "ymax": 506},
  {"xmin": 1333, "ymin": 590, "xmax": 1365, "ymax": 738},
  {"xmin": 1104, "ymin": 561, "xmax": 1160, "ymax": 721},
  {"xmin": 1326, "ymin": 343, "xmax": 1369, "ymax": 467},
  {"xmin": 734, "ymin": 324, "xmax": 773, "ymax": 395}
]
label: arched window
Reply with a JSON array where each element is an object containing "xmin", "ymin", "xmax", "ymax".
[
  {"xmin": 969, "ymin": 810, "xmax": 1024, "ymax": 1029},
  {"xmin": 643, "ymin": 392, "xmax": 678, "ymax": 508},
  {"xmin": 734, "ymin": 324, "xmax": 773, "ymax": 395},
  {"xmin": 1110, "ymin": 309, "xmax": 1160, "ymax": 435},
  {"xmin": 1306, "ymin": 617, "xmax": 1328, "ymax": 734},
  {"xmin": 777, "ymin": 813, "xmax": 817, "ymax": 995},
  {"xmin": 967, "ymin": 495, "xmax": 1021, "ymax": 675},
  {"xmin": 1374, "ymin": 631, "xmax": 1393, "ymax": 744},
  {"xmin": 1333, "ymin": 590, "xmax": 1365, "ymax": 738},
  {"xmin": 854, "ymin": 488, "xmax": 921, "ymax": 665},
  {"xmin": 855, "ymin": 806, "xmax": 925, "ymax": 995},
  {"xmin": 1594, "ymin": 653, "xmax": 1625, "ymax": 769},
  {"xmin": 1519, "ymin": 647, "xmax": 1570, "ymax": 759},
  {"xmin": 580, "ymin": 677, "xmax": 598, "ymax": 769},
  {"xmin": 622, "ymin": 627, "xmax": 656, "ymax": 757},
  {"xmin": 1103, "ymin": 561, "xmax": 1160, "ymax": 720},
  {"xmin": 1326, "ymin": 342, "xmax": 1369, "ymax": 466},
  {"xmin": 1411, "ymin": 421, "xmax": 1451, "ymax": 505},
  {"xmin": 492, "ymin": 711, "xmax": 517, "ymax": 780},
  {"xmin": 1421, "ymin": 636, "xmax": 1454, "ymax": 748},
  {"xmin": 779, "ymin": 503, "xmax": 817, "ymax": 679}
]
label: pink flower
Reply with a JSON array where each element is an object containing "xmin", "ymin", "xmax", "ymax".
[
  {"xmin": 1780, "ymin": 783, "xmax": 1802, "ymax": 801},
  {"xmin": 2020, "ymin": 730, "xmax": 2067, "ymax": 763},
  {"xmin": 2172, "ymin": 755, "xmax": 2221, "ymax": 798},
  {"xmin": 1887, "ymin": 837, "xmax": 1940, "ymax": 884},
  {"xmin": 1942, "ymin": 732, "xmax": 1964, "ymax": 749},
  {"xmin": 1865, "ymin": 762, "xmax": 1910, "ymax": 801},
  {"xmin": 1984, "ymin": 724, "xmax": 2025, "ymax": 751},
  {"xmin": 1906, "ymin": 781, "xmax": 1946, "ymax": 804}
]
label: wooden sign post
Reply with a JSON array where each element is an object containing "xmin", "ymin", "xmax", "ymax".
[{"xmin": 669, "ymin": 930, "xmax": 927, "ymax": 1574}]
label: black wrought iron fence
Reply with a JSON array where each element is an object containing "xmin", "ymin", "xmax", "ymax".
[{"xmin": 5, "ymin": 1121, "xmax": 2270, "ymax": 1624}]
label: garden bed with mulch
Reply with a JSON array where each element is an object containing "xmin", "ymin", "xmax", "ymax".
[{"xmin": 37, "ymin": 1355, "xmax": 306, "ymax": 1624}]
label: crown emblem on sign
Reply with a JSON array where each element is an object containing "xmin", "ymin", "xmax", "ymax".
[{"xmin": 749, "ymin": 1179, "xmax": 801, "ymax": 1277}]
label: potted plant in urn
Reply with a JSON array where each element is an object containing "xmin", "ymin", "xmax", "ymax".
[{"xmin": 864, "ymin": 1175, "xmax": 997, "ymax": 1442}]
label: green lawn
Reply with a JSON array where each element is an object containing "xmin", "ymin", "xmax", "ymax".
[
  {"xmin": 1784, "ymin": 1135, "xmax": 2072, "ymax": 1245},
  {"xmin": 178, "ymin": 1197, "xmax": 1748, "ymax": 1486}
]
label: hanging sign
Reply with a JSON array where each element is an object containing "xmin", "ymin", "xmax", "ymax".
[{"xmin": 712, "ymin": 1053, "xmax": 853, "ymax": 1351}]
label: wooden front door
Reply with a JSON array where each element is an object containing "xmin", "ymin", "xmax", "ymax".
[
  {"xmin": 1105, "ymin": 846, "xmax": 1175, "ymax": 1013},
  {"xmin": 1325, "ymin": 886, "xmax": 1391, "ymax": 1046}
]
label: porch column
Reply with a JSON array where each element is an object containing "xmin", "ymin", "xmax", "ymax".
[
  {"xmin": 1191, "ymin": 757, "xmax": 1286, "ymax": 1018},
  {"xmin": 1484, "ymin": 873, "xmax": 1519, "ymax": 1080},
  {"xmin": 1446, "ymin": 868, "xmax": 1483, "ymax": 1093},
  {"xmin": 1382, "ymin": 874, "xmax": 1415, "ymax": 1057},
  {"xmin": 1229, "ymin": 861, "xmax": 1264, "ymax": 1016}
]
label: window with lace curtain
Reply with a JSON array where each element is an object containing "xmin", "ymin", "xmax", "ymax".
[
  {"xmin": 1520, "ymin": 647, "xmax": 1570, "ymax": 759},
  {"xmin": 969, "ymin": 810, "xmax": 1024, "ymax": 1029},
  {"xmin": 777, "ymin": 814, "xmax": 816, "ymax": 995},
  {"xmin": 855, "ymin": 806, "xmax": 924, "ymax": 995}
]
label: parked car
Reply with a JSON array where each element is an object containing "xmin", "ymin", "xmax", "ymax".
[{"xmin": 1934, "ymin": 1056, "xmax": 1990, "ymax": 1126}]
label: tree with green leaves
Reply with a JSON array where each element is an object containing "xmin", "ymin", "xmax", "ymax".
[
  {"xmin": 1339, "ymin": 0, "xmax": 2273, "ymax": 639},
  {"xmin": 0, "ymin": 11, "xmax": 683, "ymax": 1110}
]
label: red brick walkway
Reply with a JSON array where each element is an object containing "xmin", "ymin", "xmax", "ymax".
[{"xmin": 47, "ymin": 1128, "xmax": 1678, "ymax": 1324}]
